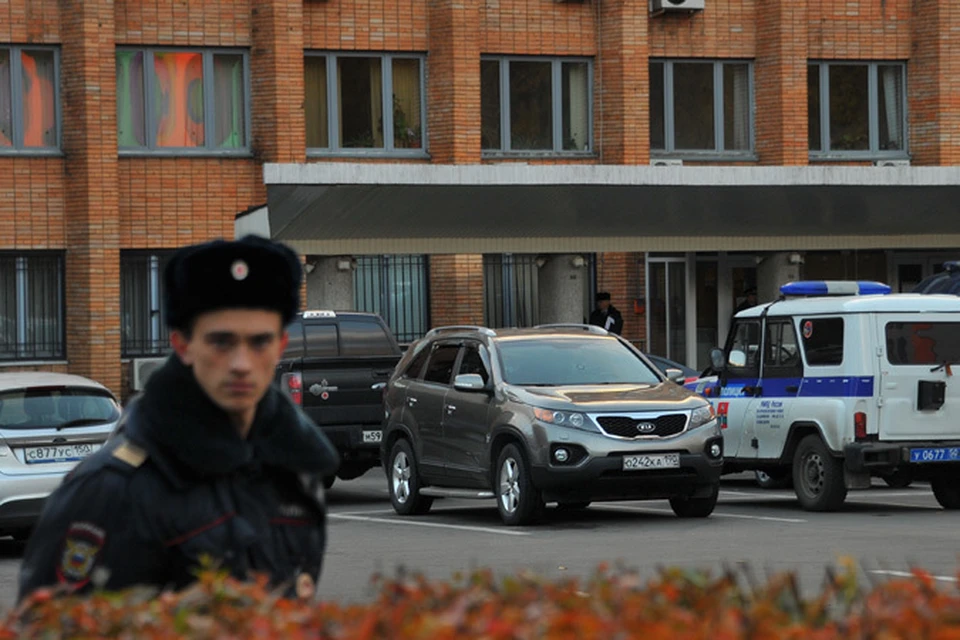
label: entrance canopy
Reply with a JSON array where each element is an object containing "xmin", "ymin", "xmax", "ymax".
[{"xmin": 256, "ymin": 163, "xmax": 960, "ymax": 255}]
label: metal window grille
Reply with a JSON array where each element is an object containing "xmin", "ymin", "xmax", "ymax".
[
  {"xmin": 0, "ymin": 253, "xmax": 64, "ymax": 360},
  {"xmin": 353, "ymin": 255, "xmax": 429, "ymax": 344},
  {"xmin": 120, "ymin": 252, "xmax": 173, "ymax": 357}
]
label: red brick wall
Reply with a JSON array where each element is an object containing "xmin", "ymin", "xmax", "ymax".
[
  {"xmin": 114, "ymin": 0, "xmax": 252, "ymax": 46},
  {"xmin": 481, "ymin": 0, "xmax": 596, "ymax": 56},
  {"xmin": 596, "ymin": 252, "xmax": 645, "ymax": 348},
  {"xmin": 429, "ymin": 255, "xmax": 484, "ymax": 328},
  {"xmin": 0, "ymin": 158, "xmax": 65, "ymax": 247},
  {"xmin": 303, "ymin": 0, "xmax": 428, "ymax": 51},
  {"xmin": 807, "ymin": 0, "xmax": 911, "ymax": 60},
  {"xmin": 909, "ymin": 2, "xmax": 960, "ymax": 165},
  {"xmin": 648, "ymin": 0, "xmax": 756, "ymax": 58},
  {"xmin": 0, "ymin": 0, "xmax": 60, "ymax": 42}
]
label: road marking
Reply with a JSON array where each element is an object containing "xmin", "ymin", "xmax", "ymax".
[
  {"xmin": 870, "ymin": 570, "xmax": 957, "ymax": 583},
  {"xmin": 722, "ymin": 490, "xmax": 928, "ymax": 500},
  {"xmin": 331, "ymin": 509, "xmax": 398, "ymax": 516},
  {"xmin": 329, "ymin": 513, "xmax": 531, "ymax": 536},
  {"xmin": 595, "ymin": 504, "xmax": 807, "ymax": 524}
]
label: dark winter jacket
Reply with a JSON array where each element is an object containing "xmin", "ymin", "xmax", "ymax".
[
  {"xmin": 17, "ymin": 355, "xmax": 340, "ymax": 602},
  {"xmin": 589, "ymin": 305, "xmax": 625, "ymax": 335}
]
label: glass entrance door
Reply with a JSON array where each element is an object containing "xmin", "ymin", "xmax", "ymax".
[{"xmin": 647, "ymin": 259, "xmax": 687, "ymax": 363}]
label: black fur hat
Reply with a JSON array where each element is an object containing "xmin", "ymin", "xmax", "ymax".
[{"xmin": 163, "ymin": 235, "xmax": 302, "ymax": 331}]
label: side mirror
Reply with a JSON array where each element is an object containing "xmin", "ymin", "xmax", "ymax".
[
  {"xmin": 453, "ymin": 373, "xmax": 487, "ymax": 392},
  {"xmin": 709, "ymin": 348, "xmax": 726, "ymax": 371},
  {"xmin": 664, "ymin": 368, "xmax": 685, "ymax": 384},
  {"xmin": 728, "ymin": 349, "xmax": 747, "ymax": 368}
]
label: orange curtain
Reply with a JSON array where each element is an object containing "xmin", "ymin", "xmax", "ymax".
[
  {"xmin": 20, "ymin": 51, "xmax": 56, "ymax": 148},
  {"xmin": 154, "ymin": 52, "xmax": 204, "ymax": 147}
]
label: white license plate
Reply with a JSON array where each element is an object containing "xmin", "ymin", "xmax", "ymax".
[
  {"xmin": 623, "ymin": 453, "xmax": 680, "ymax": 471},
  {"xmin": 24, "ymin": 443, "xmax": 102, "ymax": 464},
  {"xmin": 362, "ymin": 430, "xmax": 382, "ymax": 444}
]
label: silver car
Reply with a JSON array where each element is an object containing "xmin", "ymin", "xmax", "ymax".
[{"xmin": 0, "ymin": 372, "xmax": 121, "ymax": 540}]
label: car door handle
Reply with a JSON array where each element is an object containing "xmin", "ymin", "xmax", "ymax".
[
  {"xmin": 373, "ymin": 369, "xmax": 392, "ymax": 378},
  {"xmin": 785, "ymin": 385, "xmax": 799, "ymax": 393},
  {"xmin": 371, "ymin": 382, "xmax": 386, "ymax": 390},
  {"xmin": 446, "ymin": 404, "xmax": 457, "ymax": 414},
  {"xmin": 407, "ymin": 397, "xmax": 418, "ymax": 407}
]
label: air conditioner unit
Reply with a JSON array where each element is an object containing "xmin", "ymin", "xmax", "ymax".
[
  {"xmin": 874, "ymin": 159, "xmax": 911, "ymax": 167},
  {"xmin": 131, "ymin": 357, "xmax": 167, "ymax": 391},
  {"xmin": 651, "ymin": 158, "xmax": 684, "ymax": 167},
  {"xmin": 650, "ymin": 0, "xmax": 705, "ymax": 13}
]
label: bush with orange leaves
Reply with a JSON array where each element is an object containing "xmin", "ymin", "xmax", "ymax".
[{"xmin": 3, "ymin": 557, "xmax": 959, "ymax": 639}]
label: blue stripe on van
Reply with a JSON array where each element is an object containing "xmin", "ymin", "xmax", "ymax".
[{"xmin": 685, "ymin": 376, "xmax": 874, "ymax": 398}]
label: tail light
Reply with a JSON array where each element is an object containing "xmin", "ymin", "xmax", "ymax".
[
  {"xmin": 854, "ymin": 411, "xmax": 867, "ymax": 440},
  {"xmin": 282, "ymin": 372, "xmax": 302, "ymax": 406}
]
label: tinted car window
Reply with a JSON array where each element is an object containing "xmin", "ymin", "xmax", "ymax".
[
  {"xmin": 340, "ymin": 319, "xmax": 397, "ymax": 357},
  {"xmin": 0, "ymin": 388, "xmax": 120, "ymax": 429},
  {"xmin": 886, "ymin": 322, "xmax": 960, "ymax": 365},
  {"xmin": 305, "ymin": 323, "xmax": 338, "ymax": 358},
  {"xmin": 800, "ymin": 317, "xmax": 844, "ymax": 366},
  {"xmin": 458, "ymin": 344, "xmax": 490, "ymax": 384},
  {"xmin": 422, "ymin": 344, "xmax": 461, "ymax": 385},
  {"xmin": 496, "ymin": 337, "xmax": 661, "ymax": 386},
  {"xmin": 402, "ymin": 345, "xmax": 431, "ymax": 379},
  {"xmin": 283, "ymin": 320, "xmax": 305, "ymax": 358}
]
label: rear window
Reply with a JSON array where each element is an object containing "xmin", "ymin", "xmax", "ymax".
[
  {"xmin": 340, "ymin": 320, "xmax": 397, "ymax": 357},
  {"xmin": 283, "ymin": 320, "xmax": 305, "ymax": 359},
  {"xmin": 799, "ymin": 317, "xmax": 844, "ymax": 366},
  {"xmin": 496, "ymin": 337, "xmax": 662, "ymax": 386},
  {"xmin": 886, "ymin": 322, "xmax": 960, "ymax": 365},
  {"xmin": 0, "ymin": 387, "xmax": 120, "ymax": 430},
  {"xmin": 304, "ymin": 323, "xmax": 338, "ymax": 358}
]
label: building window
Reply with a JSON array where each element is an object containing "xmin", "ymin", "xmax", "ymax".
[
  {"xmin": 120, "ymin": 252, "xmax": 173, "ymax": 357},
  {"xmin": 483, "ymin": 254, "xmax": 541, "ymax": 328},
  {"xmin": 0, "ymin": 253, "xmax": 64, "ymax": 360},
  {"xmin": 304, "ymin": 53, "xmax": 426, "ymax": 154},
  {"xmin": 0, "ymin": 46, "xmax": 59, "ymax": 151},
  {"xmin": 116, "ymin": 48, "xmax": 249, "ymax": 153},
  {"xmin": 650, "ymin": 60, "xmax": 753, "ymax": 156},
  {"xmin": 481, "ymin": 57, "xmax": 592, "ymax": 154},
  {"xmin": 808, "ymin": 62, "xmax": 906, "ymax": 157},
  {"xmin": 354, "ymin": 255, "xmax": 429, "ymax": 344}
]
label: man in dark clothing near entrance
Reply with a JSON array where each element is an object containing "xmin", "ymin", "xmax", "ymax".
[
  {"xmin": 735, "ymin": 287, "xmax": 758, "ymax": 314},
  {"xmin": 18, "ymin": 235, "xmax": 340, "ymax": 603},
  {"xmin": 589, "ymin": 291, "xmax": 624, "ymax": 335}
]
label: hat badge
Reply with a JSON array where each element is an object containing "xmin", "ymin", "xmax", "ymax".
[{"xmin": 231, "ymin": 259, "xmax": 249, "ymax": 281}]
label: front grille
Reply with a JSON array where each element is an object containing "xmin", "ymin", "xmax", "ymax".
[{"xmin": 596, "ymin": 414, "xmax": 688, "ymax": 439}]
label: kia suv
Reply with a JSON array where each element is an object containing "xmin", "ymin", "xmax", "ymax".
[{"xmin": 380, "ymin": 324, "xmax": 724, "ymax": 526}]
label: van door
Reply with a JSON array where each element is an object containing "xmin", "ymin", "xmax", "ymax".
[
  {"xmin": 750, "ymin": 317, "xmax": 803, "ymax": 460},
  {"xmin": 716, "ymin": 319, "xmax": 763, "ymax": 459},
  {"xmin": 878, "ymin": 315, "xmax": 960, "ymax": 441}
]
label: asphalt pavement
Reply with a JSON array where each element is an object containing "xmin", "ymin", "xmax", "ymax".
[{"xmin": 0, "ymin": 470, "xmax": 957, "ymax": 610}]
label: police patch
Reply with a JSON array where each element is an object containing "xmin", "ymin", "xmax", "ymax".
[{"xmin": 56, "ymin": 522, "xmax": 105, "ymax": 588}]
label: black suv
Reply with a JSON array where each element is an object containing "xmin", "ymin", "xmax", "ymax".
[
  {"xmin": 277, "ymin": 311, "xmax": 402, "ymax": 487},
  {"xmin": 380, "ymin": 324, "xmax": 724, "ymax": 526},
  {"xmin": 912, "ymin": 261, "xmax": 960, "ymax": 295}
]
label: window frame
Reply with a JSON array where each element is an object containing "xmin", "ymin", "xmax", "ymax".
[
  {"xmin": 0, "ymin": 45, "xmax": 61, "ymax": 155},
  {"xmin": 120, "ymin": 250, "xmax": 173, "ymax": 358},
  {"xmin": 480, "ymin": 55, "xmax": 594, "ymax": 157},
  {"xmin": 0, "ymin": 251, "xmax": 66, "ymax": 362},
  {"xmin": 649, "ymin": 58, "xmax": 756, "ymax": 161},
  {"xmin": 115, "ymin": 46, "xmax": 252, "ymax": 156},
  {"xmin": 304, "ymin": 51, "xmax": 428, "ymax": 158},
  {"xmin": 807, "ymin": 60, "xmax": 909, "ymax": 160}
]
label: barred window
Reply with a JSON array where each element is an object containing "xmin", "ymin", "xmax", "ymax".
[
  {"xmin": 120, "ymin": 252, "xmax": 173, "ymax": 356},
  {"xmin": 353, "ymin": 255, "xmax": 429, "ymax": 344},
  {"xmin": 0, "ymin": 253, "xmax": 64, "ymax": 360}
]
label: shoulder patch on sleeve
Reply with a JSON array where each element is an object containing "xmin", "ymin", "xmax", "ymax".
[
  {"xmin": 111, "ymin": 440, "xmax": 148, "ymax": 468},
  {"xmin": 57, "ymin": 521, "xmax": 106, "ymax": 589}
]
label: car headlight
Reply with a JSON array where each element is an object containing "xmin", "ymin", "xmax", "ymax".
[
  {"xmin": 533, "ymin": 408, "xmax": 585, "ymax": 428},
  {"xmin": 689, "ymin": 403, "xmax": 717, "ymax": 429}
]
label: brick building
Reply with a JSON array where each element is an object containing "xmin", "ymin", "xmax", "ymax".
[{"xmin": 3, "ymin": 0, "xmax": 960, "ymax": 399}]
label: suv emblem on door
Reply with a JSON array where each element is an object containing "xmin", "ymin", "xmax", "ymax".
[{"xmin": 636, "ymin": 422, "xmax": 657, "ymax": 434}]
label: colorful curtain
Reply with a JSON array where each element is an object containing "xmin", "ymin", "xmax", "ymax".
[
  {"xmin": 116, "ymin": 51, "xmax": 145, "ymax": 147},
  {"xmin": 214, "ymin": 54, "xmax": 244, "ymax": 149},
  {"xmin": 20, "ymin": 50, "xmax": 56, "ymax": 147},
  {"xmin": 153, "ymin": 52, "xmax": 204, "ymax": 147},
  {"xmin": 0, "ymin": 50, "xmax": 11, "ymax": 146}
]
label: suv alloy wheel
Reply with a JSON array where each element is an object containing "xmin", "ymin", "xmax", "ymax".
[
  {"xmin": 495, "ymin": 444, "xmax": 544, "ymax": 526},
  {"xmin": 388, "ymin": 439, "xmax": 433, "ymax": 515}
]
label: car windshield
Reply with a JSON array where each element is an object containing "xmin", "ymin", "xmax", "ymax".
[
  {"xmin": 496, "ymin": 337, "xmax": 663, "ymax": 386},
  {"xmin": 0, "ymin": 387, "xmax": 120, "ymax": 430}
]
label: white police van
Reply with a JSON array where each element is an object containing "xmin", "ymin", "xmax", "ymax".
[{"xmin": 689, "ymin": 280, "xmax": 960, "ymax": 512}]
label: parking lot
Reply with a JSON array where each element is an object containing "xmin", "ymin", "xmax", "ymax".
[
  {"xmin": 12, "ymin": 472, "xmax": 959, "ymax": 607},
  {"xmin": 0, "ymin": 470, "xmax": 955, "ymax": 608}
]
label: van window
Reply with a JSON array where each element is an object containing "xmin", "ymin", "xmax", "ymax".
[
  {"xmin": 800, "ymin": 317, "xmax": 844, "ymax": 366},
  {"xmin": 886, "ymin": 322, "xmax": 960, "ymax": 366},
  {"xmin": 305, "ymin": 323, "xmax": 338, "ymax": 358},
  {"xmin": 340, "ymin": 319, "xmax": 397, "ymax": 356},
  {"xmin": 726, "ymin": 320, "xmax": 761, "ymax": 377},
  {"xmin": 763, "ymin": 319, "xmax": 802, "ymax": 377}
]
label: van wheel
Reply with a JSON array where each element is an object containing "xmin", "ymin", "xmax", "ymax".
[
  {"xmin": 882, "ymin": 469, "xmax": 914, "ymax": 489},
  {"xmin": 669, "ymin": 482, "xmax": 719, "ymax": 518},
  {"xmin": 388, "ymin": 439, "xmax": 433, "ymax": 516},
  {"xmin": 755, "ymin": 469, "xmax": 792, "ymax": 489},
  {"xmin": 931, "ymin": 477, "xmax": 960, "ymax": 509},
  {"xmin": 495, "ymin": 444, "xmax": 544, "ymax": 526},
  {"xmin": 792, "ymin": 435, "xmax": 847, "ymax": 512}
]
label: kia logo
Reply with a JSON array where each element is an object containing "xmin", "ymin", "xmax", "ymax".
[{"xmin": 635, "ymin": 422, "xmax": 657, "ymax": 434}]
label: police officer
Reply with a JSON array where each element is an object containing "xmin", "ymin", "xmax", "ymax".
[
  {"xmin": 18, "ymin": 235, "xmax": 340, "ymax": 602},
  {"xmin": 589, "ymin": 291, "xmax": 624, "ymax": 335}
]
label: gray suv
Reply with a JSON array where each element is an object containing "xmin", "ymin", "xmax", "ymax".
[{"xmin": 380, "ymin": 324, "xmax": 724, "ymax": 526}]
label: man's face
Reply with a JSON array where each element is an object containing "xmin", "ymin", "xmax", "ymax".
[
  {"xmin": 598, "ymin": 299, "xmax": 610, "ymax": 312},
  {"xmin": 172, "ymin": 309, "xmax": 288, "ymax": 417}
]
